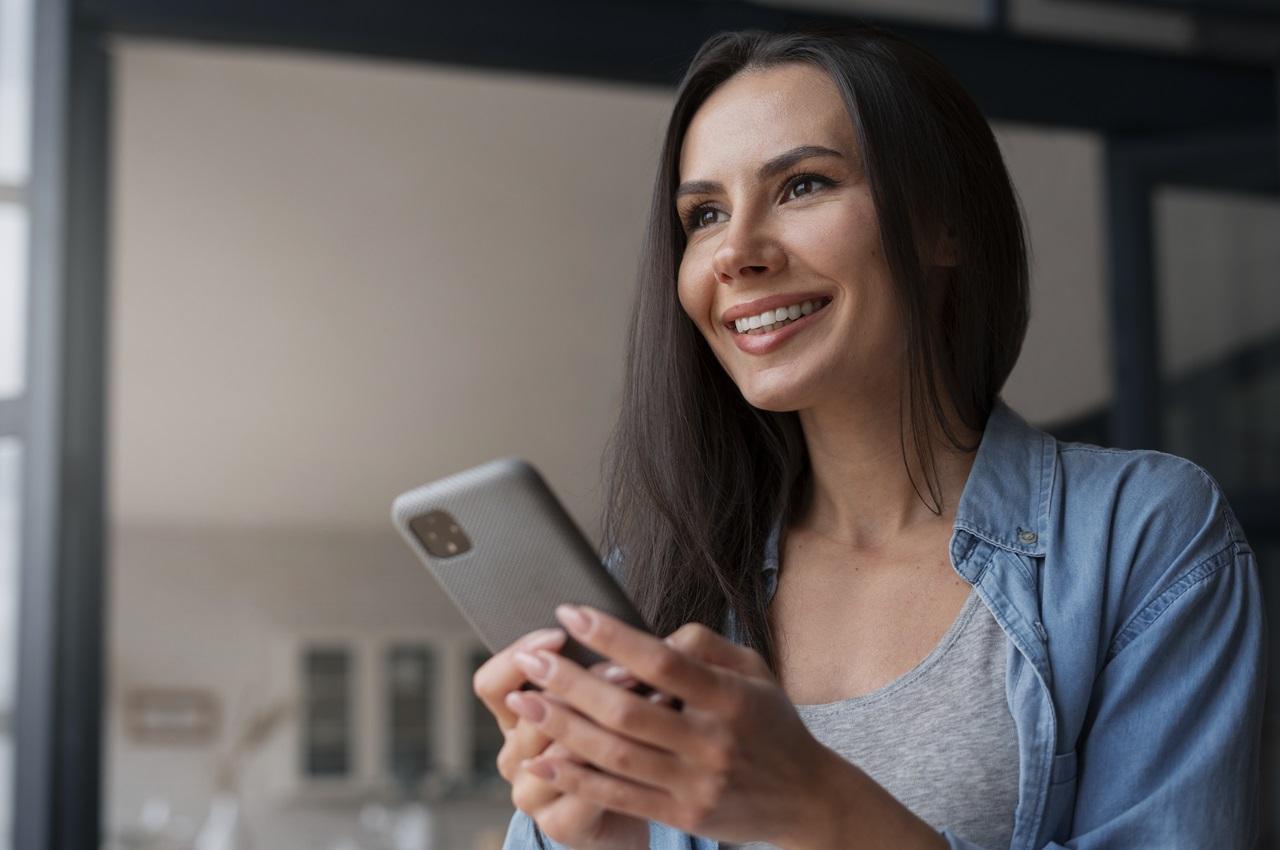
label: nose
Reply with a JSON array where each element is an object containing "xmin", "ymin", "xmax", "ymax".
[{"xmin": 711, "ymin": 215, "xmax": 785, "ymax": 284}]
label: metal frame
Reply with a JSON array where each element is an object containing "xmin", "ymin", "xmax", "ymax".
[
  {"xmin": 1093, "ymin": 0, "xmax": 1280, "ymax": 22},
  {"xmin": 1105, "ymin": 125, "xmax": 1280, "ymax": 451},
  {"xmin": 14, "ymin": 0, "xmax": 110, "ymax": 847},
  {"xmin": 72, "ymin": 0, "xmax": 1276, "ymax": 134},
  {"xmin": 13, "ymin": 1, "xmax": 1277, "ymax": 847}
]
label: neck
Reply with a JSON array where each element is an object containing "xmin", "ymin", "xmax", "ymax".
[{"xmin": 792, "ymin": 391, "xmax": 980, "ymax": 552}]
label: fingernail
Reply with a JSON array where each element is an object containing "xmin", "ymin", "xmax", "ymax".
[
  {"xmin": 524, "ymin": 759, "xmax": 556, "ymax": 780},
  {"xmin": 556, "ymin": 604, "xmax": 592, "ymax": 634},
  {"xmin": 514, "ymin": 650, "xmax": 551, "ymax": 681},
  {"xmin": 505, "ymin": 691, "xmax": 547, "ymax": 722},
  {"xmin": 602, "ymin": 664, "xmax": 629, "ymax": 682},
  {"xmin": 525, "ymin": 628, "xmax": 565, "ymax": 650}
]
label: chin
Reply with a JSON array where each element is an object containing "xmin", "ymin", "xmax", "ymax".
[{"xmin": 734, "ymin": 372, "xmax": 816, "ymax": 413}]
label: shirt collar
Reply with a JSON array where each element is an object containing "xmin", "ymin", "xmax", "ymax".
[{"xmin": 762, "ymin": 399, "xmax": 1056, "ymax": 575}]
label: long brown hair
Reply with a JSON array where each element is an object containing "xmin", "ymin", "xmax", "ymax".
[{"xmin": 601, "ymin": 25, "xmax": 1029, "ymax": 673}]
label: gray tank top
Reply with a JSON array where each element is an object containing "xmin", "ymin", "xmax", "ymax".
[{"xmin": 724, "ymin": 588, "xmax": 1020, "ymax": 850}]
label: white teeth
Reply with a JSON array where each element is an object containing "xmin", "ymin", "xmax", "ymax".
[{"xmin": 730, "ymin": 297, "xmax": 828, "ymax": 333}]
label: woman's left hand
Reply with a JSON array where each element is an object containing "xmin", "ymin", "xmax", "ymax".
[{"xmin": 505, "ymin": 603, "xmax": 837, "ymax": 848}]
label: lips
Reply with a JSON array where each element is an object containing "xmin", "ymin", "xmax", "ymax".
[
  {"xmin": 721, "ymin": 291, "xmax": 834, "ymax": 327},
  {"xmin": 727, "ymin": 296, "xmax": 832, "ymax": 355}
]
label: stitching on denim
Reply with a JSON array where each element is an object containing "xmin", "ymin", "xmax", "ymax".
[
  {"xmin": 953, "ymin": 520, "xmax": 1042, "ymax": 556},
  {"xmin": 1105, "ymin": 542, "xmax": 1239, "ymax": 663}
]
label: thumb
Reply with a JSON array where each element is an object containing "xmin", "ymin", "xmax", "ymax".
[{"xmin": 664, "ymin": 622, "xmax": 771, "ymax": 681}]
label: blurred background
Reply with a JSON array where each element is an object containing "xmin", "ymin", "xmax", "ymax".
[{"xmin": 0, "ymin": 0, "xmax": 1277, "ymax": 849}]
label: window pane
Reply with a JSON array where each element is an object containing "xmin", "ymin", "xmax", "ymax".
[
  {"xmin": 0, "ymin": 204, "xmax": 26, "ymax": 399},
  {"xmin": 386, "ymin": 645, "xmax": 433, "ymax": 790},
  {"xmin": 302, "ymin": 647, "xmax": 352, "ymax": 777},
  {"xmin": 1156, "ymin": 187, "xmax": 1280, "ymax": 493},
  {"xmin": 0, "ymin": 438, "xmax": 21, "ymax": 850},
  {"xmin": 469, "ymin": 648, "xmax": 503, "ymax": 785},
  {"xmin": 0, "ymin": 0, "xmax": 33, "ymax": 184}
]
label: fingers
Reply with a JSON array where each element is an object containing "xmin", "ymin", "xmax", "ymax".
[
  {"xmin": 473, "ymin": 628, "xmax": 567, "ymax": 732},
  {"xmin": 507, "ymin": 690, "xmax": 679, "ymax": 789},
  {"xmin": 554, "ymin": 605, "xmax": 735, "ymax": 713},
  {"xmin": 664, "ymin": 622, "xmax": 772, "ymax": 681},
  {"xmin": 525, "ymin": 756, "xmax": 678, "ymax": 831},
  {"xmin": 511, "ymin": 647, "xmax": 710, "ymax": 758},
  {"xmin": 521, "ymin": 786, "xmax": 610, "ymax": 848},
  {"xmin": 497, "ymin": 717, "xmax": 552, "ymax": 784}
]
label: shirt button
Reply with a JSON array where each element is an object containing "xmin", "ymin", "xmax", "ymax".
[{"xmin": 1018, "ymin": 529, "xmax": 1038, "ymax": 544}]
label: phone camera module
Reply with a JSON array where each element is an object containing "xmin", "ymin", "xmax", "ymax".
[{"xmin": 409, "ymin": 510, "xmax": 472, "ymax": 558}]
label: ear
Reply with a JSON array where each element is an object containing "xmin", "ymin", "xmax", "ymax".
[{"xmin": 933, "ymin": 225, "xmax": 960, "ymax": 267}]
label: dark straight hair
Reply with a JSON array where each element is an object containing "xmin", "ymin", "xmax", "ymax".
[
  {"xmin": 530, "ymin": 24, "xmax": 1027, "ymax": 846},
  {"xmin": 602, "ymin": 24, "xmax": 1029, "ymax": 673}
]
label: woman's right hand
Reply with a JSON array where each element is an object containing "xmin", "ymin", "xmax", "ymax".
[{"xmin": 473, "ymin": 628, "xmax": 649, "ymax": 850}]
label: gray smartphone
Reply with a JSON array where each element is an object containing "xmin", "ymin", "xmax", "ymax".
[{"xmin": 391, "ymin": 457, "xmax": 652, "ymax": 679}]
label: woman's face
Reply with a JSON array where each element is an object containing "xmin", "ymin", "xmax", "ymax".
[{"xmin": 676, "ymin": 63, "xmax": 907, "ymax": 413}]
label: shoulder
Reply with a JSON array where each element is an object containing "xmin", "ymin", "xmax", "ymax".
[
  {"xmin": 1050, "ymin": 440, "xmax": 1250, "ymax": 630},
  {"xmin": 1054, "ymin": 440, "xmax": 1240, "ymax": 549}
]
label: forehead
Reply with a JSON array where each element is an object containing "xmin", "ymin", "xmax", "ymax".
[{"xmin": 678, "ymin": 63, "xmax": 858, "ymax": 180}]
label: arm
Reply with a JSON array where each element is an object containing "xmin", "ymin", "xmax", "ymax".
[{"xmin": 947, "ymin": 542, "xmax": 1266, "ymax": 850}]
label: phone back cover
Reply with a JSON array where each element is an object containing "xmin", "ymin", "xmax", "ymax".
[{"xmin": 391, "ymin": 458, "xmax": 649, "ymax": 663}]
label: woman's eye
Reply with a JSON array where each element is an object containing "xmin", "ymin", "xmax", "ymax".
[
  {"xmin": 784, "ymin": 174, "xmax": 832, "ymax": 201},
  {"xmin": 683, "ymin": 174, "xmax": 835, "ymax": 232},
  {"xmin": 686, "ymin": 206, "xmax": 727, "ymax": 231}
]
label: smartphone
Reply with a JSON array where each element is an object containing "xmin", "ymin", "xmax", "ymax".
[{"xmin": 391, "ymin": 457, "xmax": 653, "ymax": 680}]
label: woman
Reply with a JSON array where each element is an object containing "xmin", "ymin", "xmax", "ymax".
[{"xmin": 473, "ymin": 25, "xmax": 1266, "ymax": 850}]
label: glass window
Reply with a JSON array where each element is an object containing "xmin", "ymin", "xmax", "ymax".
[
  {"xmin": 385, "ymin": 644, "xmax": 434, "ymax": 790},
  {"xmin": 469, "ymin": 648, "xmax": 503, "ymax": 785},
  {"xmin": 1156, "ymin": 187, "xmax": 1280, "ymax": 493},
  {"xmin": 0, "ymin": 204, "xmax": 26, "ymax": 399},
  {"xmin": 0, "ymin": 0, "xmax": 33, "ymax": 185},
  {"xmin": 301, "ymin": 646, "xmax": 353, "ymax": 778},
  {"xmin": 0, "ymin": 438, "xmax": 21, "ymax": 849}
]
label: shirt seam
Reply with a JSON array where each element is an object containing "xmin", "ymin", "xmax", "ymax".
[
  {"xmin": 1057, "ymin": 446, "xmax": 1245, "ymax": 546},
  {"xmin": 1104, "ymin": 540, "xmax": 1240, "ymax": 663}
]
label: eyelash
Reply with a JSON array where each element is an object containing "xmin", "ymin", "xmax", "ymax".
[{"xmin": 682, "ymin": 172, "xmax": 840, "ymax": 232}]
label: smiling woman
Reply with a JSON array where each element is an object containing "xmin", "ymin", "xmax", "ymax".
[{"xmin": 473, "ymin": 24, "xmax": 1265, "ymax": 850}]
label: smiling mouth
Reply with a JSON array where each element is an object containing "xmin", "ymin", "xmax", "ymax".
[{"xmin": 731, "ymin": 297, "xmax": 833, "ymax": 334}]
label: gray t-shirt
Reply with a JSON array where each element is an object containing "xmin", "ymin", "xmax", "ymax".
[{"xmin": 726, "ymin": 588, "xmax": 1020, "ymax": 850}]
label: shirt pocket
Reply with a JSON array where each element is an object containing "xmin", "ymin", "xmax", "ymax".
[{"xmin": 1042, "ymin": 748, "xmax": 1079, "ymax": 840}]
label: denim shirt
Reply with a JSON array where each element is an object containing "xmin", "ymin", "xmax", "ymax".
[{"xmin": 502, "ymin": 400, "xmax": 1267, "ymax": 849}]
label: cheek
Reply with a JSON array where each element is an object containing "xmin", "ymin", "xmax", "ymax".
[{"xmin": 676, "ymin": 265, "xmax": 712, "ymax": 331}]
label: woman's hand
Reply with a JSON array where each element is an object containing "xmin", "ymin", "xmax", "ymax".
[
  {"xmin": 503, "ymin": 605, "xmax": 836, "ymax": 848},
  {"xmin": 473, "ymin": 628, "xmax": 649, "ymax": 850}
]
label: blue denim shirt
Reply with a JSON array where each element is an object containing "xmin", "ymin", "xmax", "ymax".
[{"xmin": 502, "ymin": 400, "xmax": 1267, "ymax": 849}]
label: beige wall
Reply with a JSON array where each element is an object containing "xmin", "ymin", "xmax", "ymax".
[{"xmin": 109, "ymin": 40, "xmax": 672, "ymax": 537}]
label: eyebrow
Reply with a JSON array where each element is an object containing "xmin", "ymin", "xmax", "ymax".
[{"xmin": 674, "ymin": 145, "xmax": 846, "ymax": 200}]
